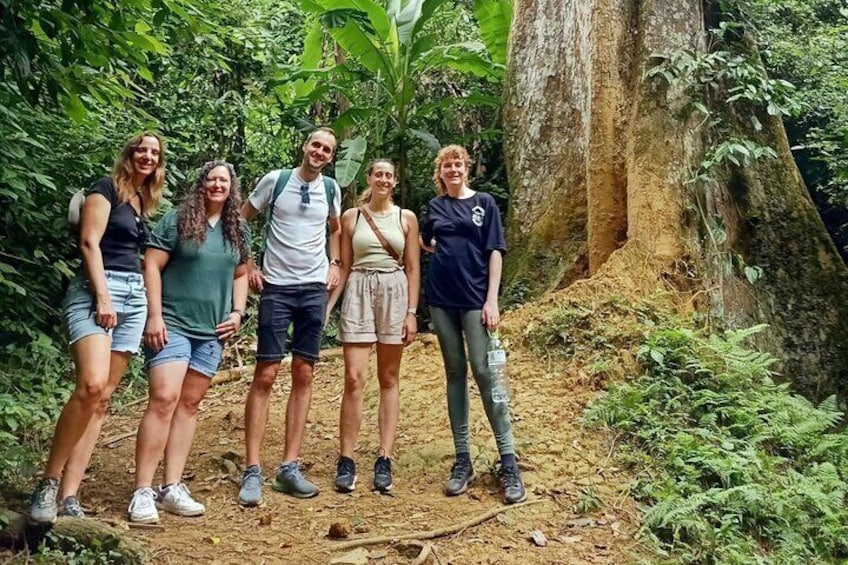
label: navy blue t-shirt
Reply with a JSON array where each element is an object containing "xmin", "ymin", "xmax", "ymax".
[
  {"xmin": 422, "ymin": 191, "xmax": 506, "ymax": 310},
  {"xmin": 85, "ymin": 177, "xmax": 147, "ymax": 273}
]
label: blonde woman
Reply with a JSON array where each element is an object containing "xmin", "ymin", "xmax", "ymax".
[
  {"xmin": 30, "ymin": 132, "xmax": 165, "ymax": 523},
  {"xmin": 327, "ymin": 159, "xmax": 420, "ymax": 493},
  {"xmin": 421, "ymin": 144, "xmax": 525, "ymax": 504}
]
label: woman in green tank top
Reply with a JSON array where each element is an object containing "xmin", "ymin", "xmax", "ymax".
[{"xmin": 326, "ymin": 159, "xmax": 420, "ymax": 494}]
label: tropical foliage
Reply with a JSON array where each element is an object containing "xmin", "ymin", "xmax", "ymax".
[
  {"xmin": 586, "ymin": 325, "xmax": 848, "ymax": 564},
  {"xmin": 278, "ymin": 0, "xmax": 511, "ymax": 207}
]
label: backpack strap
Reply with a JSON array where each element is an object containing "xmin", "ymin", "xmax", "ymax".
[
  {"xmin": 323, "ymin": 176, "xmax": 336, "ymax": 218},
  {"xmin": 259, "ymin": 169, "xmax": 293, "ymax": 269},
  {"xmin": 270, "ymin": 169, "xmax": 293, "ymax": 215}
]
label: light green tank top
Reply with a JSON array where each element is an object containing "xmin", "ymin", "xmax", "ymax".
[{"xmin": 352, "ymin": 205, "xmax": 405, "ymax": 271}]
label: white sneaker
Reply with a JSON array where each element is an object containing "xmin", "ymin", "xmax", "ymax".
[
  {"xmin": 156, "ymin": 483, "xmax": 205, "ymax": 517},
  {"xmin": 128, "ymin": 487, "xmax": 160, "ymax": 524}
]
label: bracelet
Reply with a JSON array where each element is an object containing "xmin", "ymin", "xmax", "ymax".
[
  {"xmin": 407, "ymin": 308, "xmax": 417, "ymax": 316},
  {"xmin": 329, "ymin": 258, "xmax": 342, "ymax": 267},
  {"xmin": 231, "ymin": 309, "xmax": 245, "ymax": 319}
]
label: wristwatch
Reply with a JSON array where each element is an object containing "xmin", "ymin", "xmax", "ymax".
[
  {"xmin": 407, "ymin": 308, "xmax": 417, "ymax": 316},
  {"xmin": 231, "ymin": 309, "xmax": 246, "ymax": 319},
  {"xmin": 329, "ymin": 258, "xmax": 342, "ymax": 267}
]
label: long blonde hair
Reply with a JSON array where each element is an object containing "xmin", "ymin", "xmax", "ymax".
[
  {"xmin": 357, "ymin": 158, "xmax": 395, "ymax": 205},
  {"xmin": 432, "ymin": 144, "xmax": 472, "ymax": 197},
  {"xmin": 111, "ymin": 131, "xmax": 166, "ymax": 217}
]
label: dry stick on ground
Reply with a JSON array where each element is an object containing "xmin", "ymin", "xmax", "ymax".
[
  {"xmin": 98, "ymin": 430, "xmax": 136, "ymax": 448},
  {"xmin": 331, "ymin": 499, "xmax": 546, "ymax": 551}
]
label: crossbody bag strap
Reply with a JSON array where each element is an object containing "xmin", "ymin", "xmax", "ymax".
[{"xmin": 359, "ymin": 206, "xmax": 403, "ymax": 266}]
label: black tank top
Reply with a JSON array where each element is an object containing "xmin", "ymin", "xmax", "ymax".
[{"xmin": 85, "ymin": 177, "xmax": 147, "ymax": 273}]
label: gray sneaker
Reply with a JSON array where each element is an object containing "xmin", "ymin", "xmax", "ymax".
[
  {"xmin": 238, "ymin": 465, "xmax": 263, "ymax": 506},
  {"xmin": 499, "ymin": 464, "xmax": 527, "ymax": 504},
  {"xmin": 334, "ymin": 456, "xmax": 357, "ymax": 493},
  {"xmin": 58, "ymin": 496, "xmax": 85, "ymax": 518},
  {"xmin": 445, "ymin": 458, "xmax": 475, "ymax": 496},
  {"xmin": 30, "ymin": 477, "xmax": 59, "ymax": 524},
  {"xmin": 272, "ymin": 461, "xmax": 319, "ymax": 498}
]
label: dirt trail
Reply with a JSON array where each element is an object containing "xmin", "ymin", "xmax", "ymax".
[{"xmin": 85, "ymin": 334, "xmax": 641, "ymax": 564}]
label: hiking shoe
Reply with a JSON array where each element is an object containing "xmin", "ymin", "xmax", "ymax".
[
  {"xmin": 499, "ymin": 464, "xmax": 527, "ymax": 504},
  {"xmin": 58, "ymin": 496, "xmax": 85, "ymax": 518},
  {"xmin": 238, "ymin": 465, "xmax": 263, "ymax": 506},
  {"xmin": 334, "ymin": 456, "xmax": 357, "ymax": 493},
  {"xmin": 445, "ymin": 459, "xmax": 476, "ymax": 496},
  {"xmin": 30, "ymin": 477, "xmax": 60, "ymax": 524},
  {"xmin": 373, "ymin": 456, "xmax": 393, "ymax": 493},
  {"xmin": 157, "ymin": 483, "xmax": 205, "ymax": 517},
  {"xmin": 128, "ymin": 487, "xmax": 159, "ymax": 524},
  {"xmin": 272, "ymin": 461, "xmax": 319, "ymax": 498}
]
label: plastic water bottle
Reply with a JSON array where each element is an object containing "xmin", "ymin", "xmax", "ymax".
[{"xmin": 487, "ymin": 329, "xmax": 509, "ymax": 404}]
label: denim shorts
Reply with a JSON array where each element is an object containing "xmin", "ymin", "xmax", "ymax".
[
  {"xmin": 144, "ymin": 331, "xmax": 224, "ymax": 378},
  {"xmin": 257, "ymin": 282, "xmax": 328, "ymax": 363},
  {"xmin": 62, "ymin": 271, "xmax": 147, "ymax": 353}
]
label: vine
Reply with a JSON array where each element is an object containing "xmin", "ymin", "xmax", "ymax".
[{"xmin": 644, "ymin": 11, "xmax": 803, "ymax": 299}]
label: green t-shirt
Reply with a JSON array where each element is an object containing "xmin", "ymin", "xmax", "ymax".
[{"xmin": 148, "ymin": 209, "xmax": 250, "ymax": 340}]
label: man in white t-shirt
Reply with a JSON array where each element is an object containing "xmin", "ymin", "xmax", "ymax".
[{"xmin": 237, "ymin": 127, "xmax": 342, "ymax": 503}]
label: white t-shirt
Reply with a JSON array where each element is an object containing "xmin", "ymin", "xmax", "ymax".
[{"xmin": 249, "ymin": 168, "xmax": 341, "ymax": 286}]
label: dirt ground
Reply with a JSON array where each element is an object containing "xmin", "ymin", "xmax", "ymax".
[{"xmin": 73, "ymin": 329, "xmax": 643, "ymax": 565}]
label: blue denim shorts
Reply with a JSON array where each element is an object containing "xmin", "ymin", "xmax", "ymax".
[
  {"xmin": 257, "ymin": 282, "xmax": 328, "ymax": 363},
  {"xmin": 144, "ymin": 331, "xmax": 223, "ymax": 378},
  {"xmin": 62, "ymin": 271, "xmax": 147, "ymax": 353}
]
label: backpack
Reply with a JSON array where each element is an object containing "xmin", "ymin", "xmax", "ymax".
[{"xmin": 259, "ymin": 168, "xmax": 337, "ymax": 265}]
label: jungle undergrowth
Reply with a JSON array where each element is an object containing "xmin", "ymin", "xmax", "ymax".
[{"xmin": 584, "ymin": 324, "xmax": 848, "ymax": 564}]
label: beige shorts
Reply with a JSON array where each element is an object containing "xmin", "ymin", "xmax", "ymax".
[{"xmin": 338, "ymin": 269, "xmax": 408, "ymax": 345}]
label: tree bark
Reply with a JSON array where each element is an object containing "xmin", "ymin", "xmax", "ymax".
[
  {"xmin": 1, "ymin": 510, "xmax": 148, "ymax": 563},
  {"xmin": 503, "ymin": 0, "xmax": 848, "ymax": 399}
]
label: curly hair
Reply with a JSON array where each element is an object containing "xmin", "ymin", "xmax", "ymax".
[
  {"xmin": 432, "ymin": 144, "xmax": 472, "ymax": 197},
  {"xmin": 112, "ymin": 131, "xmax": 166, "ymax": 217},
  {"xmin": 176, "ymin": 160, "xmax": 249, "ymax": 263},
  {"xmin": 357, "ymin": 158, "xmax": 395, "ymax": 205}
]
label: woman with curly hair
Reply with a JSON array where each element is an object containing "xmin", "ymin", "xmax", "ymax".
[
  {"xmin": 30, "ymin": 132, "xmax": 166, "ymax": 524},
  {"xmin": 128, "ymin": 161, "xmax": 249, "ymax": 523}
]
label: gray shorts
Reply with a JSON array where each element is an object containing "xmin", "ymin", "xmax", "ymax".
[
  {"xmin": 62, "ymin": 271, "xmax": 147, "ymax": 353},
  {"xmin": 338, "ymin": 269, "xmax": 407, "ymax": 345}
]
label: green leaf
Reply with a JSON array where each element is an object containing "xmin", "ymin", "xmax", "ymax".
[
  {"xmin": 64, "ymin": 93, "xmax": 88, "ymax": 122},
  {"xmin": 328, "ymin": 19, "xmax": 394, "ymax": 77},
  {"xmin": 334, "ymin": 137, "xmax": 368, "ymax": 187},
  {"xmin": 472, "ymin": 0, "xmax": 512, "ymax": 66},
  {"xmin": 138, "ymin": 66, "xmax": 154, "ymax": 83},
  {"xmin": 128, "ymin": 32, "xmax": 169, "ymax": 55},
  {"xmin": 409, "ymin": 128, "xmax": 440, "ymax": 151}
]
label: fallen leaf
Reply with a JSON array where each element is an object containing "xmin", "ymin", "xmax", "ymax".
[
  {"xmin": 207, "ymin": 536, "xmax": 221, "ymax": 545},
  {"xmin": 259, "ymin": 513, "xmax": 272, "ymax": 526},
  {"xmin": 565, "ymin": 518, "xmax": 596, "ymax": 528},
  {"xmin": 329, "ymin": 548, "xmax": 369, "ymax": 565},
  {"xmin": 530, "ymin": 530, "xmax": 548, "ymax": 547}
]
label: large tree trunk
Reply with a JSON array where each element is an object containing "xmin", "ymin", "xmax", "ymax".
[{"xmin": 503, "ymin": 0, "xmax": 848, "ymax": 399}]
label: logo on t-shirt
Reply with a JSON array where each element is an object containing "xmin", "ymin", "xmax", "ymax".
[{"xmin": 471, "ymin": 205, "xmax": 485, "ymax": 227}]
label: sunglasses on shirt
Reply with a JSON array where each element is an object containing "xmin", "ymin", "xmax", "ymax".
[{"xmin": 300, "ymin": 183, "xmax": 310, "ymax": 207}]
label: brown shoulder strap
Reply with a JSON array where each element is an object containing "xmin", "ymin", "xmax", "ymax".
[{"xmin": 359, "ymin": 206, "xmax": 403, "ymax": 266}]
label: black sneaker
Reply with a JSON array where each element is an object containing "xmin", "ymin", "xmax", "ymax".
[
  {"xmin": 499, "ymin": 464, "xmax": 527, "ymax": 504},
  {"xmin": 372, "ymin": 456, "xmax": 393, "ymax": 493},
  {"xmin": 334, "ymin": 456, "xmax": 357, "ymax": 493},
  {"xmin": 444, "ymin": 458, "xmax": 476, "ymax": 496}
]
